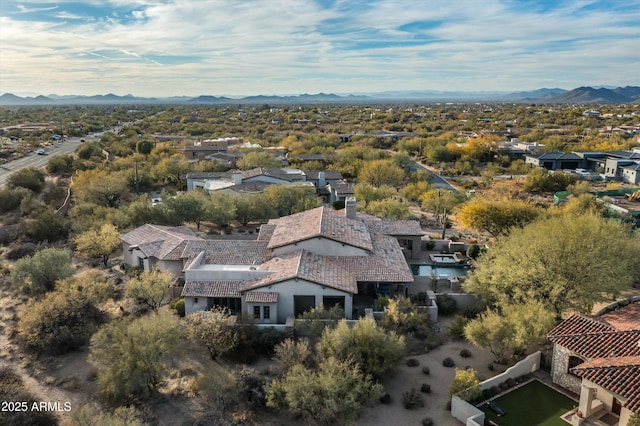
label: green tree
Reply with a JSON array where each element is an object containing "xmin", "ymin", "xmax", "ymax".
[
  {"xmin": 89, "ymin": 310, "xmax": 186, "ymax": 403},
  {"xmin": 523, "ymin": 167, "xmax": 577, "ymax": 193},
  {"xmin": 465, "ymin": 301, "xmax": 555, "ymax": 361},
  {"xmin": 186, "ymin": 307, "xmax": 239, "ymax": 360},
  {"xmin": 464, "ymin": 213, "xmax": 640, "ymax": 318},
  {"xmin": 236, "ymin": 151, "xmax": 281, "ymax": 170},
  {"xmin": 233, "ymin": 193, "xmax": 274, "ymax": 225},
  {"xmin": 73, "ymin": 169, "xmax": 129, "ymax": 207},
  {"xmin": 136, "ymin": 139, "xmax": 154, "ymax": 155},
  {"xmin": 354, "ymin": 184, "xmax": 396, "ymax": 207},
  {"xmin": 358, "ymin": 159, "xmax": 406, "ymax": 188},
  {"xmin": 125, "ymin": 269, "xmax": 173, "ymax": 312},
  {"xmin": 163, "ymin": 191, "xmax": 207, "ymax": 230},
  {"xmin": 205, "ymin": 192, "xmax": 237, "ymax": 226},
  {"xmin": 317, "ymin": 317, "xmax": 405, "ymax": 378},
  {"xmin": 151, "ymin": 155, "xmax": 192, "ymax": 185},
  {"xmin": 421, "ymin": 189, "xmax": 466, "ymax": 238},
  {"xmin": 0, "ymin": 187, "xmax": 29, "ymax": 214},
  {"xmin": 449, "ymin": 368, "xmax": 482, "ymax": 401},
  {"xmin": 266, "ymin": 357, "xmax": 383, "ymax": 423},
  {"xmin": 7, "ymin": 167, "xmax": 46, "ymax": 192},
  {"xmin": 74, "ymin": 223, "xmax": 121, "ymax": 266},
  {"xmin": 264, "ymin": 184, "xmax": 321, "ymax": 216},
  {"xmin": 11, "ymin": 248, "xmax": 74, "ymax": 294},
  {"xmin": 456, "ymin": 198, "xmax": 543, "ymax": 238},
  {"xmin": 364, "ymin": 198, "xmax": 413, "ymax": 220},
  {"xmin": 46, "ymin": 154, "xmax": 75, "ymax": 175}
]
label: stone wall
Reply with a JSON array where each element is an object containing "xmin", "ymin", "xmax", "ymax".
[{"xmin": 550, "ymin": 343, "xmax": 582, "ymax": 395}]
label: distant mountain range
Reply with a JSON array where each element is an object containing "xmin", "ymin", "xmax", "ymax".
[{"xmin": 1, "ymin": 86, "xmax": 639, "ymax": 106}]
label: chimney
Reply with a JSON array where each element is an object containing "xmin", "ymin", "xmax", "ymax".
[
  {"xmin": 345, "ymin": 197, "xmax": 356, "ymax": 219},
  {"xmin": 318, "ymin": 171, "xmax": 326, "ymax": 187},
  {"xmin": 232, "ymin": 171, "xmax": 243, "ymax": 185}
]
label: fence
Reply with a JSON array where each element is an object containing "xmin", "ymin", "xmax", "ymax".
[{"xmin": 451, "ymin": 351, "xmax": 542, "ymax": 425}]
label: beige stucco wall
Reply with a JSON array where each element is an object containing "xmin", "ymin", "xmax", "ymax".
[{"xmin": 244, "ymin": 278, "xmax": 353, "ymax": 323}]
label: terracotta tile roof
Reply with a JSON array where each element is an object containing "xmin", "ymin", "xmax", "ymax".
[
  {"xmin": 120, "ymin": 224, "xmax": 203, "ymax": 260},
  {"xmin": 181, "ymin": 281, "xmax": 240, "ymax": 298},
  {"xmin": 364, "ymin": 216, "xmax": 423, "ymax": 236},
  {"xmin": 228, "ymin": 181, "xmax": 275, "ymax": 193},
  {"xmin": 336, "ymin": 233, "xmax": 414, "ymax": 282},
  {"xmin": 182, "ymin": 240, "xmax": 270, "ymax": 265},
  {"xmin": 571, "ymin": 357, "xmax": 640, "ymax": 413},
  {"xmin": 547, "ymin": 314, "xmax": 617, "ymax": 338},
  {"xmin": 245, "ymin": 292, "xmax": 279, "ymax": 303},
  {"xmin": 549, "ymin": 330, "xmax": 640, "ymax": 359},
  {"xmin": 240, "ymin": 250, "xmax": 358, "ymax": 294},
  {"xmin": 304, "ymin": 170, "xmax": 343, "ymax": 181},
  {"xmin": 600, "ymin": 302, "xmax": 640, "ymax": 331},
  {"xmin": 241, "ymin": 168, "xmax": 302, "ymax": 182},
  {"xmin": 257, "ymin": 224, "xmax": 276, "ymax": 241},
  {"xmin": 266, "ymin": 207, "xmax": 373, "ymax": 251}
]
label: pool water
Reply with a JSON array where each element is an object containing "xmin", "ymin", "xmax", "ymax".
[{"xmin": 411, "ymin": 264, "xmax": 468, "ymax": 277}]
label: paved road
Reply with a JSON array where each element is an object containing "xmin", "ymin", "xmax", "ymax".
[
  {"xmin": 0, "ymin": 136, "xmax": 96, "ymax": 187},
  {"xmin": 412, "ymin": 161, "xmax": 460, "ymax": 192}
]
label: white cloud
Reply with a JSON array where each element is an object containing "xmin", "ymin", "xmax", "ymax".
[{"xmin": 1, "ymin": 0, "xmax": 639, "ymax": 96}]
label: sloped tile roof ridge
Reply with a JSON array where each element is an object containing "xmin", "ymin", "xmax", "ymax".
[
  {"xmin": 573, "ymin": 355, "xmax": 640, "ymax": 370},
  {"xmin": 547, "ymin": 313, "xmax": 617, "ymax": 339}
]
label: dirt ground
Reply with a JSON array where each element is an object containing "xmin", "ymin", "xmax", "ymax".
[{"xmin": 356, "ymin": 315, "xmax": 500, "ymax": 426}]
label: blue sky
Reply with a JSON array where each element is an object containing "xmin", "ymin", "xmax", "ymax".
[{"xmin": 1, "ymin": 0, "xmax": 639, "ymax": 97}]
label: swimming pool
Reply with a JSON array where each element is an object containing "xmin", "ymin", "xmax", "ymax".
[{"xmin": 411, "ymin": 264, "xmax": 468, "ymax": 277}]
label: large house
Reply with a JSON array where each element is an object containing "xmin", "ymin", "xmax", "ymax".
[
  {"xmin": 120, "ymin": 199, "xmax": 421, "ymax": 324},
  {"xmin": 547, "ymin": 301, "xmax": 640, "ymax": 426}
]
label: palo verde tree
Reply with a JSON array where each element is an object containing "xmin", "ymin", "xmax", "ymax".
[
  {"xmin": 456, "ymin": 198, "xmax": 544, "ymax": 238},
  {"xmin": 74, "ymin": 223, "xmax": 121, "ymax": 266},
  {"xmin": 125, "ymin": 269, "xmax": 173, "ymax": 312},
  {"xmin": 464, "ymin": 213, "xmax": 640, "ymax": 318},
  {"xmin": 186, "ymin": 307, "xmax": 239, "ymax": 360}
]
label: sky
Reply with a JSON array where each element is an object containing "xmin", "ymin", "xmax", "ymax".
[{"xmin": 1, "ymin": 0, "xmax": 639, "ymax": 97}]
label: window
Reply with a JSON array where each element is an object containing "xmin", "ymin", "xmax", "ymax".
[
  {"xmin": 568, "ymin": 355, "xmax": 584, "ymax": 375},
  {"xmin": 253, "ymin": 306, "xmax": 260, "ymax": 319},
  {"xmin": 194, "ymin": 298, "xmax": 198, "ymax": 304},
  {"xmin": 137, "ymin": 257, "xmax": 144, "ymax": 268},
  {"xmin": 263, "ymin": 306, "xmax": 270, "ymax": 320}
]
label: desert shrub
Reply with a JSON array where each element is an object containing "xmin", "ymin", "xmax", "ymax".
[
  {"xmin": 460, "ymin": 349, "xmax": 472, "ymax": 358},
  {"xmin": 448, "ymin": 314, "xmax": 468, "ymax": 339},
  {"xmin": 7, "ymin": 167, "xmax": 46, "ymax": 193},
  {"xmin": 295, "ymin": 304, "xmax": 343, "ymax": 335},
  {"xmin": 17, "ymin": 282, "xmax": 106, "ymax": 355},
  {"xmin": 256, "ymin": 327, "xmax": 285, "ymax": 355},
  {"xmin": 421, "ymin": 383, "xmax": 431, "ymax": 393},
  {"xmin": 425, "ymin": 240, "xmax": 436, "ymax": 250},
  {"xmin": 170, "ymin": 298, "xmax": 185, "ymax": 317},
  {"xmin": 466, "ymin": 244, "xmax": 481, "ymax": 259},
  {"xmin": 381, "ymin": 297, "xmax": 429, "ymax": 334},
  {"xmin": 422, "ymin": 417, "xmax": 434, "ymax": 426},
  {"xmin": 443, "ymin": 357, "xmax": 455, "ymax": 367},
  {"xmin": 0, "ymin": 187, "xmax": 30, "ymax": 214},
  {"xmin": 402, "ymin": 388, "xmax": 424, "ymax": 409},
  {"xmin": 274, "ymin": 338, "xmax": 312, "ymax": 372},
  {"xmin": 236, "ymin": 367, "xmax": 267, "ymax": 408},
  {"xmin": 488, "ymin": 363, "xmax": 494, "ymax": 371},
  {"xmin": 436, "ymin": 294, "xmax": 457, "ymax": 315},
  {"xmin": 380, "ymin": 392, "xmax": 391, "ymax": 404},
  {"xmin": 10, "ymin": 247, "xmax": 74, "ymax": 294},
  {"xmin": 406, "ymin": 358, "xmax": 420, "ymax": 367},
  {"xmin": 463, "ymin": 304, "xmax": 482, "ymax": 319},
  {"xmin": 5, "ymin": 243, "xmax": 37, "ymax": 260},
  {"xmin": 506, "ymin": 378, "xmax": 516, "ymax": 388},
  {"xmin": 410, "ymin": 291, "xmax": 428, "ymax": 304},
  {"xmin": 422, "ymin": 366, "xmax": 430, "ymax": 375}
]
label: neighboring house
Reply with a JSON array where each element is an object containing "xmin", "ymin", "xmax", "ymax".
[
  {"xmin": 547, "ymin": 301, "xmax": 640, "ymax": 426},
  {"xmin": 525, "ymin": 150, "xmax": 640, "ymax": 182},
  {"xmin": 185, "ymin": 167, "xmax": 343, "ymax": 196},
  {"xmin": 621, "ymin": 163, "xmax": 640, "ymax": 184},
  {"xmin": 181, "ymin": 199, "xmax": 419, "ymax": 322},
  {"xmin": 328, "ymin": 180, "xmax": 355, "ymax": 204},
  {"xmin": 525, "ymin": 152, "xmax": 585, "ymax": 170},
  {"xmin": 177, "ymin": 145, "xmax": 228, "ymax": 161},
  {"xmin": 120, "ymin": 224, "xmax": 203, "ymax": 276}
]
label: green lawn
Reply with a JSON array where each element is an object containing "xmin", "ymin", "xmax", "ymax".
[{"xmin": 480, "ymin": 380, "xmax": 577, "ymax": 426}]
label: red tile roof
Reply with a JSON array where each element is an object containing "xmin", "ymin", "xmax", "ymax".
[
  {"xmin": 182, "ymin": 240, "xmax": 270, "ymax": 265},
  {"xmin": 572, "ymin": 358, "xmax": 640, "ymax": 413},
  {"xmin": 549, "ymin": 302, "xmax": 640, "ymax": 414},
  {"xmin": 120, "ymin": 224, "xmax": 202, "ymax": 260},
  {"xmin": 266, "ymin": 207, "xmax": 374, "ymax": 251},
  {"xmin": 240, "ymin": 250, "xmax": 358, "ymax": 294},
  {"xmin": 245, "ymin": 292, "xmax": 279, "ymax": 303},
  {"xmin": 181, "ymin": 281, "xmax": 240, "ymax": 298}
]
